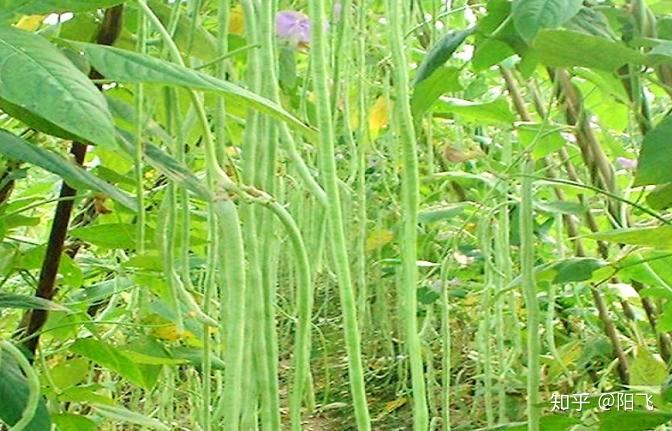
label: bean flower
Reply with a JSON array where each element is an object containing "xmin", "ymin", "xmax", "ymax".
[
  {"xmin": 616, "ymin": 156, "xmax": 638, "ymax": 170},
  {"xmin": 276, "ymin": 10, "xmax": 312, "ymax": 46}
]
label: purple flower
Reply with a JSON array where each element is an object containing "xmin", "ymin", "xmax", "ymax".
[
  {"xmin": 333, "ymin": 3, "xmax": 343, "ymax": 21},
  {"xmin": 616, "ymin": 157, "xmax": 638, "ymax": 170},
  {"xmin": 276, "ymin": 10, "xmax": 312, "ymax": 45}
]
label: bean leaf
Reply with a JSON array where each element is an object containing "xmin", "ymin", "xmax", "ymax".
[
  {"xmin": 73, "ymin": 42, "xmax": 317, "ymax": 141},
  {"xmin": 0, "ymin": 130, "xmax": 137, "ymax": 211},
  {"xmin": 512, "ymin": 0, "xmax": 584, "ymax": 43},
  {"xmin": 0, "ymin": 26, "xmax": 116, "ymax": 147}
]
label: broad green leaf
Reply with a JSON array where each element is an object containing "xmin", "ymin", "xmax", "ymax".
[
  {"xmin": 411, "ymin": 66, "xmax": 462, "ymax": 118},
  {"xmin": 0, "ymin": 0, "xmax": 123, "ymax": 21},
  {"xmin": 647, "ymin": 183, "xmax": 672, "ymax": 211},
  {"xmin": 534, "ymin": 200, "xmax": 586, "ymax": 215},
  {"xmin": 533, "ymin": 30, "xmax": 647, "ymax": 71},
  {"xmin": 597, "ymin": 410, "xmax": 672, "ymax": 431},
  {"xmin": 472, "ymin": 39, "xmax": 516, "ymax": 71},
  {"xmin": 0, "ymin": 26, "xmax": 116, "ymax": 147},
  {"xmin": 512, "ymin": 0, "xmax": 583, "ymax": 43},
  {"xmin": 50, "ymin": 358, "xmax": 90, "ymax": 390},
  {"xmin": 635, "ymin": 115, "xmax": 672, "ymax": 186},
  {"xmin": 0, "ymin": 350, "xmax": 52, "ymax": 431},
  {"xmin": 591, "ymin": 226, "xmax": 672, "ymax": 250},
  {"xmin": 70, "ymin": 223, "xmax": 149, "ymax": 249},
  {"xmin": 74, "ymin": 43, "xmax": 316, "ymax": 140},
  {"xmin": 435, "ymin": 98, "xmax": 515, "ymax": 123},
  {"xmin": 647, "ymin": 41, "xmax": 672, "ymax": 65},
  {"xmin": 418, "ymin": 203, "xmax": 469, "ymax": 224},
  {"xmin": 0, "ymin": 130, "xmax": 137, "ymax": 211},
  {"xmin": 92, "ymin": 404, "xmax": 170, "ymax": 431},
  {"xmin": 414, "ymin": 27, "xmax": 475, "ymax": 85},
  {"xmin": 52, "ymin": 414, "xmax": 97, "ymax": 431},
  {"xmin": 0, "ymin": 293, "xmax": 69, "ymax": 311},
  {"xmin": 170, "ymin": 346, "xmax": 226, "ymax": 370},
  {"xmin": 473, "ymin": 0, "xmax": 527, "ymax": 69},
  {"xmin": 565, "ymin": 7, "xmax": 615, "ymax": 39},
  {"xmin": 69, "ymin": 338, "xmax": 156, "ymax": 390},
  {"xmin": 551, "ymin": 258, "xmax": 606, "ymax": 284},
  {"xmin": 517, "ymin": 123, "xmax": 566, "ymax": 159},
  {"xmin": 57, "ymin": 385, "xmax": 115, "ymax": 406},
  {"xmin": 630, "ymin": 348, "xmax": 667, "ymax": 386}
]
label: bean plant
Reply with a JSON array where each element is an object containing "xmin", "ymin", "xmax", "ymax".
[{"xmin": 3, "ymin": 1, "xmax": 672, "ymax": 431}]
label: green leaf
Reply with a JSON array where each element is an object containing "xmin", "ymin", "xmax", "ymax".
[
  {"xmin": 630, "ymin": 348, "xmax": 667, "ymax": 386},
  {"xmin": 552, "ymin": 258, "xmax": 606, "ymax": 284},
  {"xmin": 0, "ymin": 26, "xmax": 116, "ymax": 147},
  {"xmin": 411, "ymin": 66, "xmax": 462, "ymax": 118},
  {"xmin": 92, "ymin": 404, "xmax": 170, "ymax": 431},
  {"xmin": 69, "ymin": 338, "xmax": 157, "ymax": 390},
  {"xmin": 512, "ymin": 0, "xmax": 584, "ymax": 43},
  {"xmin": 435, "ymin": 98, "xmax": 515, "ymax": 123},
  {"xmin": 52, "ymin": 414, "xmax": 97, "ymax": 431},
  {"xmin": 535, "ymin": 200, "xmax": 586, "ymax": 215},
  {"xmin": 646, "ymin": 183, "xmax": 672, "ymax": 211},
  {"xmin": 591, "ymin": 226, "xmax": 672, "ymax": 250},
  {"xmin": 414, "ymin": 27, "xmax": 475, "ymax": 85},
  {"xmin": 517, "ymin": 123, "xmax": 566, "ymax": 159},
  {"xmin": 418, "ymin": 203, "xmax": 469, "ymax": 224},
  {"xmin": 0, "ymin": 0, "xmax": 123, "ymax": 20},
  {"xmin": 73, "ymin": 42, "xmax": 316, "ymax": 141},
  {"xmin": 0, "ymin": 350, "xmax": 52, "ymax": 431},
  {"xmin": 70, "ymin": 223, "xmax": 149, "ymax": 249},
  {"xmin": 52, "ymin": 413, "xmax": 97, "ymax": 431},
  {"xmin": 635, "ymin": 115, "xmax": 672, "ymax": 186},
  {"xmin": 533, "ymin": 30, "xmax": 647, "ymax": 71},
  {"xmin": 597, "ymin": 410, "xmax": 672, "ymax": 431},
  {"xmin": 0, "ymin": 293, "xmax": 69, "ymax": 311},
  {"xmin": 50, "ymin": 358, "xmax": 90, "ymax": 390},
  {"xmin": 0, "ymin": 130, "xmax": 137, "ymax": 211}
]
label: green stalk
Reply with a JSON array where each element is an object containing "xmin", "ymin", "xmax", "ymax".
[
  {"xmin": 520, "ymin": 157, "xmax": 540, "ymax": 431},
  {"xmin": 479, "ymin": 220, "xmax": 494, "ymax": 427},
  {"xmin": 307, "ymin": 1, "xmax": 371, "ymax": 429},
  {"xmin": 134, "ymin": 8, "xmax": 147, "ymax": 255},
  {"xmin": 385, "ymin": 0, "xmax": 429, "ymax": 429},
  {"xmin": 440, "ymin": 256, "xmax": 452, "ymax": 431},
  {"xmin": 355, "ymin": 0, "xmax": 370, "ymax": 331}
]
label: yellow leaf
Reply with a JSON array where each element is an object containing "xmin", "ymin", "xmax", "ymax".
[
  {"xmin": 152, "ymin": 325, "xmax": 195, "ymax": 342},
  {"xmin": 383, "ymin": 396, "xmax": 407, "ymax": 413},
  {"xmin": 366, "ymin": 229, "xmax": 393, "ymax": 252},
  {"xmin": 15, "ymin": 15, "xmax": 44, "ymax": 31},
  {"xmin": 442, "ymin": 145, "xmax": 483, "ymax": 164},
  {"xmin": 368, "ymin": 96, "xmax": 390, "ymax": 139},
  {"xmin": 375, "ymin": 397, "xmax": 407, "ymax": 421},
  {"xmin": 229, "ymin": 5, "xmax": 245, "ymax": 35}
]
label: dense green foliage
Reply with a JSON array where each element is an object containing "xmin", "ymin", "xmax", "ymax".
[{"xmin": 2, "ymin": 1, "xmax": 672, "ymax": 430}]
